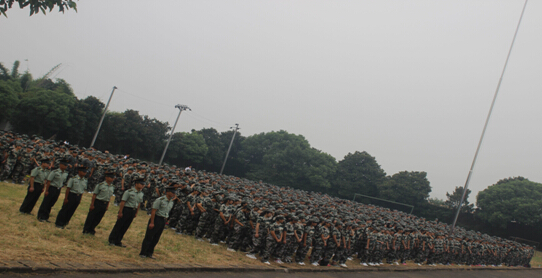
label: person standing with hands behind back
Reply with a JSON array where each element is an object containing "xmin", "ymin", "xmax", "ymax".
[
  {"xmin": 19, "ymin": 159, "xmax": 50, "ymax": 214},
  {"xmin": 55, "ymin": 166, "xmax": 87, "ymax": 229},
  {"xmin": 83, "ymin": 171, "xmax": 116, "ymax": 235},
  {"xmin": 108, "ymin": 177, "xmax": 145, "ymax": 247},
  {"xmin": 139, "ymin": 186, "xmax": 175, "ymax": 259}
]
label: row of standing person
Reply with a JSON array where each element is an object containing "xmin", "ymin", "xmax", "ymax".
[{"xmin": 18, "ymin": 158, "xmax": 176, "ymax": 259}]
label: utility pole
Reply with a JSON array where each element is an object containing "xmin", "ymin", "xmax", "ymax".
[
  {"xmin": 90, "ymin": 86, "xmax": 117, "ymax": 148},
  {"xmin": 159, "ymin": 104, "xmax": 191, "ymax": 166},
  {"xmin": 451, "ymin": 0, "xmax": 528, "ymax": 233},
  {"xmin": 220, "ymin": 124, "xmax": 239, "ymax": 175}
]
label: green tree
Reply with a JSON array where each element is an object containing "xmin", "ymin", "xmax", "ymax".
[
  {"xmin": 164, "ymin": 131, "xmax": 208, "ymax": 166},
  {"xmin": 476, "ymin": 177, "xmax": 542, "ymax": 229},
  {"xmin": 0, "ymin": 82, "xmax": 19, "ymax": 122},
  {"xmin": 428, "ymin": 197, "xmax": 446, "ymax": 207},
  {"xmin": 378, "ymin": 171, "xmax": 432, "ymax": 207},
  {"xmin": 10, "ymin": 88, "xmax": 74, "ymax": 137},
  {"xmin": 59, "ymin": 96, "xmax": 105, "ymax": 146},
  {"xmin": 240, "ymin": 130, "xmax": 336, "ymax": 191},
  {"xmin": 445, "ymin": 186, "xmax": 474, "ymax": 213},
  {"xmin": 333, "ymin": 151, "xmax": 386, "ymax": 198},
  {"xmin": 195, "ymin": 128, "xmax": 226, "ymax": 172},
  {"xmin": 1, "ymin": 0, "xmax": 77, "ymax": 17},
  {"xmin": 219, "ymin": 129, "xmax": 247, "ymax": 177},
  {"xmin": 94, "ymin": 110, "xmax": 169, "ymax": 161}
]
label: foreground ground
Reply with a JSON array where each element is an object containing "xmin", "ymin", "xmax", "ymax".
[
  {"xmin": 0, "ymin": 181, "xmax": 540, "ymax": 271},
  {"xmin": 2, "ymin": 270, "xmax": 542, "ymax": 278}
]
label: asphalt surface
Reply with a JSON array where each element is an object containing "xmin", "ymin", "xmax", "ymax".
[{"xmin": 2, "ymin": 270, "xmax": 541, "ymax": 278}]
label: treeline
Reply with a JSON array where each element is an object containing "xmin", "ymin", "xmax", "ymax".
[
  {"xmin": 0, "ymin": 61, "xmax": 433, "ymax": 204},
  {"xmin": 4, "ymin": 61, "xmax": 542, "ymax": 243}
]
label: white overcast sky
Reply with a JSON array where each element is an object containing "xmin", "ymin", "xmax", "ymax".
[{"xmin": 2, "ymin": 0, "xmax": 542, "ymax": 201}]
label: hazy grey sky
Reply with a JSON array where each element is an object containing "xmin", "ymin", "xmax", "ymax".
[{"xmin": 2, "ymin": 0, "xmax": 541, "ymax": 201}]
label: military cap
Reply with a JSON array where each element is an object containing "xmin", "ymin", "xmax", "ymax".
[
  {"xmin": 40, "ymin": 158, "xmax": 51, "ymax": 164},
  {"xmin": 133, "ymin": 177, "xmax": 146, "ymax": 185},
  {"xmin": 165, "ymin": 186, "xmax": 176, "ymax": 192},
  {"xmin": 76, "ymin": 166, "xmax": 88, "ymax": 172},
  {"xmin": 104, "ymin": 171, "xmax": 116, "ymax": 178}
]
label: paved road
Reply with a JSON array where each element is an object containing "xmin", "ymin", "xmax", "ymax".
[{"xmin": 2, "ymin": 270, "xmax": 541, "ymax": 278}]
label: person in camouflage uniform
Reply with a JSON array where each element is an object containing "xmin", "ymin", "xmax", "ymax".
[
  {"xmin": 310, "ymin": 219, "xmax": 329, "ymax": 266},
  {"xmin": 167, "ymin": 182, "xmax": 187, "ymax": 230},
  {"xmin": 280, "ymin": 215, "xmax": 299, "ymax": 263},
  {"xmin": 247, "ymin": 209, "xmax": 273, "ymax": 259},
  {"xmin": 115, "ymin": 167, "xmax": 134, "ymax": 205},
  {"xmin": 146, "ymin": 170, "xmax": 164, "ymax": 213},
  {"xmin": 177, "ymin": 187, "xmax": 200, "ymax": 235},
  {"xmin": 227, "ymin": 202, "xmax": 251, "ymax": 252},
  {"xmin": 295, "ymin": 217, "xmax": 317, "ymax": 265},
  {"xmin": 331, "ymin": 221, "xmax": 349, "ymax": 267},
  {"xmin": 261, "ymin": 215, "xmax": 285, "ymax": 264},
  {"xmin": 195, "ymin": 189, "xmax": 213, "ymax": 240},
  {"xmin": 1, "ymin": 143, "xmax": 21, "ymax": 182},
  {"xmin": 12, "ymin": 145, "xmax": 34, "ymax": 184},
  {"xmin": 210, "ymin": 196, "xmax": 233, "ymax": 245}
]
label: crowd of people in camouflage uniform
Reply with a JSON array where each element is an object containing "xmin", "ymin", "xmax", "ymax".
[{"xmin": 0, "ymin": 131, "xmax": 535, "ymax": 267}]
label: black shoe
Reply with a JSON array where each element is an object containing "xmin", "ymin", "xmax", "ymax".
[
  {"xmin": 147, "ymin": 255, "xmax": 156, "ymax": 260},
  {"xmin": 38, "ymin": 219, "xmax": 46, "ymax": 223},
  {"xmin": 115, "ymin": 243, "xmax": 127, "ymax": 248},
  {"xmin": 56, "ymin": 225, "xmax": 65, "ymax": 229},
  {"xmin": 109, "ymin": 242, "xmax": 116, "ymax": 246},
  {"xmin": 140, "ymin": 255, "xmax": 147, "ymax": 258}
]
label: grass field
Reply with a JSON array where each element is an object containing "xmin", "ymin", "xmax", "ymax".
[
  {"xmin": 0, "ymin": 181, "xmax": 539, "ymax": 269},
  {"xmin": 0, "ymin": 181, "xmax": 258, "ymax": 267}
]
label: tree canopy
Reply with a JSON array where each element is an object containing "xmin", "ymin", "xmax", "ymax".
[
  {"xmin": 378, "ymin": 171, "xmax": 431, "ymax": 207},
  {"xmin": 240, "ymin": 130, "xmax": 337, "ymax": 192},
  {"xmin": 332, "ymin": 151, "xmax": 386, "ymax": 198},
  {"xmin": 1, "ymin": 60, "xmax": 443, "ymax": 220},
  {"xmin": 445, "ymin": 186, "xmax": 474, "ymax": 213},
  {"xmin": 476, "ymin": 177, "xmax": 542, "ymax": 229},
  {"xmin": 1, "ymin": 0, "xmax": 76, "ymax": 17}
]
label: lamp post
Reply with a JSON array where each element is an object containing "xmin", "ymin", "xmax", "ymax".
[
  {"xmin": 158, "ymin": 104, "xmax": 191, "ymax": 166},
  {"xmin": 90, "ymin": 86, "xmax": 117, "ymax": 148},
  {"xmin": 220, "ymin": 123, "xmax": 239, "ymax": 175}
]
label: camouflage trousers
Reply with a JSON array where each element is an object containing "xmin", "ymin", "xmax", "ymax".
[
  {"xmin": 204, "ymin": 212, "xmax": 218, "ymax": 238},
  {"xmin": 248, "ymin": 230, "xmax": 266, "ymax": 255},
  {"xmin": 295, "ymin": 242, "xmax": 311, "ymax": 263},
  {"xmin": 310, "ymin": 245, "xmax": 324, "ymax": 264},
  {"xmin": 358, "ymin": 247, "xmax": 369, "ymax": 262},
  {"xmin": 261, "ymin": 237, "xmax": 279, "ymax": 262},
  {"xmin": 333, "ymin": 246, "xmax": 349, "ymax": 264},
  {"xmin": 12, "ymin": 163, "xmax": 31, "ymax": 183},
  {"xmin": 141, "ymin": 190, "xmax": 153, "ymax": 211},
  {"xmin": 210, "ymin": 217, "xmax": 227, "ymax": 244},
  {"xmin": 176, "ymin": 211, "xmax": 200, "ymax": 235},
  {"xmin": 369, "ymin": 246, "xmax": 384, "ymax": 263},
  {"xmin": 0, "ymin": 159, "xmax": 16, "ymax": 181},
  {"xmin": 321, "ymin": 243, "xmax": 337, "ymax": 265},
  {"xmin": 146, "ymin": 196, "xmax": 159, "ymax": 212},
  {"xmin": 427, "ymin": 250, "xmax": 441, "ymax": 264},
  {"xmin": 228, "ymin": 224, "xmax": 250, "ymax": 251},
  {"xmin": 414, "ymin": 249, "xmax": 428, "ymax": 263},
  {"xmin": 386, "ymin": 249, "xmax": 398, "ymax": 263},
  {"xmin": 167, "ymin": 202, "xmax": 182, "ymax": 228},
  {"xmin": 280, "ymin": 235, "xmax": 298, "ymax": 260},
  {"xmin": 195, "ymin": 211, "xmax": 211, "ymax": 238},
  {"xmin": 396, "ymin": 249, "xmax": 410, "ymax": 263},
  {"xmin": 114, "ymin": 186, "xmax": 128, "ymax": 205},
  {"xmin": 87, "ymin": 175, "xmax": 102, "ymax": 193}
]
